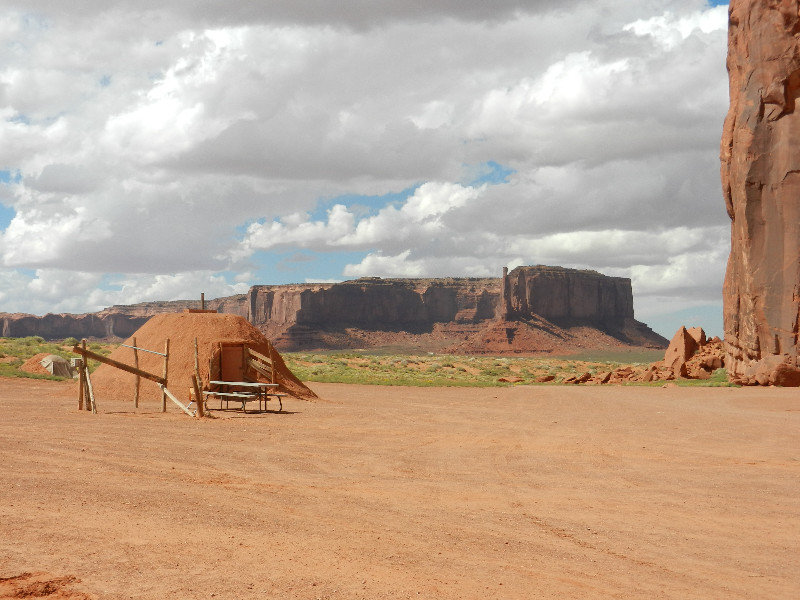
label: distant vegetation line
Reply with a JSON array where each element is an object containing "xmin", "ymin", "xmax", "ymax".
[{"xmin": 0, "ymin": 338, "xmax": 729, "ymax": 387}]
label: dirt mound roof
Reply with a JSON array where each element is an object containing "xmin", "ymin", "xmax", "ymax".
[
  {"xmin": 20, "ymin": 352, "xmax": 54, "ymax": 376},
  {"xmin": 90, "ymin": 312, "xmax": 316, "ymax": 405}
]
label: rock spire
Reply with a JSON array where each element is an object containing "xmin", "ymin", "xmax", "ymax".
[{"xmin": 721, "ymin": 0, "xmax": 800, "ymax": 383}]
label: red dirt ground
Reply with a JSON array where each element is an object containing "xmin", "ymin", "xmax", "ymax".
[{"xmin": 0, "ymin": 377, "xmax": 798, "ymax": 599}]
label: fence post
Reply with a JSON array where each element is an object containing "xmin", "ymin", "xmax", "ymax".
[
  {"xmin": 192, "ymin": 374, "xmax": 204, "ymax": 418},
  {"xmin": 161, "ymin": 339, "xmax": 170, "ymax": 413},
  {"xmin": 78, "ymin": 357, "xmax": 85, "ymax": 410},
  {"xmin": 133, "ymin": 336, "xmax": 140, "ymax": 408}
]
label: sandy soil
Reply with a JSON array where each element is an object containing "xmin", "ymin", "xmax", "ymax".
[{"xmin": 0, "ymin": 378, "xmax": 798, "ymax": 599}]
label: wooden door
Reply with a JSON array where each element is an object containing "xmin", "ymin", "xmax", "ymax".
[{"xmin": 220, "ymin": 344, "xmax": 245, "ymax": 381}]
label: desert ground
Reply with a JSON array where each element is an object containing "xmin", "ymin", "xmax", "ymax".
[{"xmin": 0, "ymin": 378, "xmax": 798, "ymax": 599}]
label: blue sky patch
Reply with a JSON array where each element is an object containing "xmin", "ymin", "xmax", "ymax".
[
  {"xmin": 0, "ymin": 170, "xmax": 19, "ymax": 230},
  {"xmin": 0, "ymin": 204, "xmax": 15, "ymax": 230},
  {"xmin": 312, "ymin": 184, "xmax": 421, "ymax": 221},
  {"xmin": 643, "ymin": 304, "xmax": 722, "ymax": 339},
  {"xmin": 468, "ymin": 161, "xmax": 515, "ymax": 186},
  {"xmin": 250, "ymin": 249, "xmax": 368, "ymax": 284},
  {"xmin": 0, "ymin": 170, "xmax": 21, "ymax": 184}
]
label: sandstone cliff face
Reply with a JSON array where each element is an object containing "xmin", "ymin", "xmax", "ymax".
[
  {"xmin": 246, "ymin": 278, "xmax": 500, "ymax": 347},
  {"xmin": 247, "ymin": 278, "xmax": 498, "ymax": 330},
  {"xmin": 0, "ymin": 296, "xmax": 249, "ymax": 341},
  {"xmin": 503, "ymin": 266, "xmax": 634, "ymax": 323},
  {"xmin": 0, "ymin": 267, "xmax": 666, "ymax": 352},
  {"xmin": 721, "ymin": 0, "xmax": 800, "ymax": 381},
  {"xmin": 1, "ymin": 311, "xmax": 147, "ymax": 339}
]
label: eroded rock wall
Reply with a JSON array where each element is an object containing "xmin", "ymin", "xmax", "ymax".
[
  {"xmin": 0, "ymin": 268, "xmax": 664, "ymax": 351},
  {"xmin": 721, "ymin": 0, "xmax": 800, "ymax": 380},
  {"xmin": 246, "ymin": 278, "xmax": 500, "ymax": 331},
  {"xmin": 1, "ymin": 311, "xmax": 147, "ymax": 340},
  {"xmin": 505, "ymin": 266, "xmax": 634, "ymax": 323}
]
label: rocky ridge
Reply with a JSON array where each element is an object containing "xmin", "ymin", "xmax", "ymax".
[{"xmin": 0, "ymin": 266, "xmax": 667, "ymax": 353}]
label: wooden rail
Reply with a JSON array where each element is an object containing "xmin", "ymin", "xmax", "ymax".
[
  {"xmin": 72, "ymin": 345, "xmax": 166, "ymax": 385},
  {"xmin": 245, "ymin": 346, "xmax": 274, "ymax": 383},
  {"xmin": 159, "ymin": 384, "xmax": 194, "ymax": 417}
]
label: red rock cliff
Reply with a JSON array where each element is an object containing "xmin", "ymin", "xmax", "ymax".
[
  {"xmin": 504, "ymin": 266, "xmax": 634, "ymax": 323},
  {"xmin": 0, "ymin": 268, "xmax": 665, "ymax": 351},
  {"xmin": 721, "ymin": 0, "xmax": 800, "ymax": 380},
  {"xmin": 247, "ymin": 278, "xmax": 499, "ymax": 336}
]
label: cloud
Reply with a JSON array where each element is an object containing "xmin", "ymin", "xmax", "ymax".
[
  {"xmin": 0, "ymin": 267, "xmax": 248, "ymax": 315},
  {"xmin": 13, "ymin": 0, "xmax": 587, "ymax": 30},
  {"xmin": 0, "ymin": 0, "xmax": 732, "ymax": 332}
]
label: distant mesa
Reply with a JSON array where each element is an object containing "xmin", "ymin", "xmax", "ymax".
[{"xmin": 0, "ymin": 265, "xmax": 667, "ymax": 354}]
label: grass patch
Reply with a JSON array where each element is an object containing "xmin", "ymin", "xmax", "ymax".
[
  {"xmin": 553, "ymin": 348, "xmax": 665, "ymax": 364},
  {"xmin": 0, "ymin": 337, "xmax": 117, "ymax": 379},
  {"xmin": 283, "ymin": 352, "xmax": 645, "ymax": 387},
  {"xmin": 673, "ymin": 368, "xmax": 736, "ymax": 387}
]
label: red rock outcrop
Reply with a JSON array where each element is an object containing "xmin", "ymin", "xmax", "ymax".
[
  {"xmin": 559, "ymin": 327, "xmax": 725, "ymax": 386},
  {"xmin": 721, "ymin": 0, "xmax": 800, "ymax": 385},
  {"xmin": 661, "ymin": 326, "xmax": 700, "ymax": 378}
]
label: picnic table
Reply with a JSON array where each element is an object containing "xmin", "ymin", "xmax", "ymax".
[{"xmin": 203, "ymin": 380, "xmax": 285, "ymax": 412}]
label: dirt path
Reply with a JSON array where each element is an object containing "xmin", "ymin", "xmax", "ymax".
[{"xmin": 0, "ymin": 378, "xmax": 798, "ymax": 599}]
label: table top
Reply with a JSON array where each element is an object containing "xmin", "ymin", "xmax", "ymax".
[{"xmin": 209, "ymin": 380, "xmax": 278, "ymax": 388}]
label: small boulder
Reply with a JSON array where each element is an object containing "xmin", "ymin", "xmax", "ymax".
[
  {"xmin": 661, "ymin": 326, "xmax": 699, "ymax": 378},
  {"xmin": 699, "ymin": 356, "xmax": 723, "ymax": 371},
  {"xmin": 688, "ymin": 365, "xmax": 712, "ymax": 380},
  {"xmin": 770, "ymin": 363, "xmax": 800, "ymax": 387},
  {"xmin": 753, "ymin": 355, "xmax": 787, "ymax": 386},
  {"xmin": 686, "ymin": 327, "xmax": 707, "ymax": 347}
]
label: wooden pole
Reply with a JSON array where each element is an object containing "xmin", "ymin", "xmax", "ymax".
[
  {"xmin": 82, "ymin": 366, "xmax": 90, "ymax": 409},
  {"xmin": 133, "ymin": 336, "xmax": 140, "ymax": 408},
  {"xmin": 201, "ymin": 293, "xmax": 205, "ymax": 310},
  {"xmin": 78, "ymin": 357, "xmax": 85, "ymax": 411},
  {"xmin": 193, "ymin": 337, "xmax": 203, "ymax": 403},
  {"xmin": 159, "ymin": 384, "xmax": 194, "ymax": 416},
  {"xmin": 194, "ymin": 337, "xmax": 201, "ymax": 381},
  {"xmin": 161, "ymin": 339, "xmax": 170, "ymax": 413},
  {"xmin": 80, "ymin": 339, "xmax": 88, "ymax": 411},
  {"xmin": 72, "ymin": 345, "xmax": 164, "ymax": 384},
  {"xmin": 84, "ymin": 364, "xmax": 97, "ymax": 414},
  {"xmin": 268, "ymin": 341, "xmax": 276, "ymax": 384},
  {"xmin": 192, "ymin": 374, "xmax": 204, "ymax": 418}
]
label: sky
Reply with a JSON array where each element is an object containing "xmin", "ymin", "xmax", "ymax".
[{"xmin": 0, "ymin": 0, "xmax": 731, "ymax": 337}]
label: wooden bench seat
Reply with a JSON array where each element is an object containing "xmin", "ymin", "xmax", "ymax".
[
  {"xmin": 203, "ymin": 390, "xmax": 259, "ymax": 411},
  {"xmin": 202, "ymin": 386, "xmax": 285, "ymax": 412}
]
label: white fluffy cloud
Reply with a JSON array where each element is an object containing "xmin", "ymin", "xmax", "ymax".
[{"xmin": 0, "ymin": 0, "xmax": 731, "ymax": 335}]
